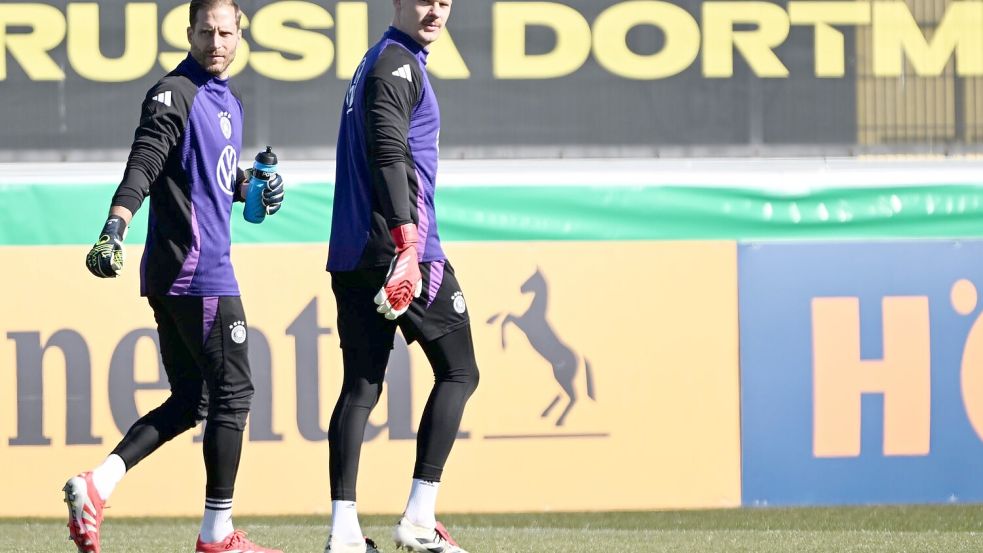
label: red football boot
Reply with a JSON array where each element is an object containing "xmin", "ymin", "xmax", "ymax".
[
  {"xmin": 195, "ymin": 529, "xmax": 283, "ymax": 553},
  {"xmin": 63, "ymin": 472, "xmax": 105, "ymax": 553}
]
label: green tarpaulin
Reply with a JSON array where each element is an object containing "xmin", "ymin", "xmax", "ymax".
[{"xmin": 3, "ymin": 182, "xmax": 983, "ymax": 246}]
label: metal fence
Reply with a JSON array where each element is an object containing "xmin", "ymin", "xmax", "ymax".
[{"xmin": 856, "ymin": 0, "xmax": 983, "ymax": 151}]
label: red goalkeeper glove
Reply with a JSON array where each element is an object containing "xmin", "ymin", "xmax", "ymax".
[{"xmin": 374, "ymin": 224, "xmax": 423, "ymax": 320}]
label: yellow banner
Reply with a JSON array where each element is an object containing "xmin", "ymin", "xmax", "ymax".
[
  {"xmin": 4, "ymin": 1, "xmax": 980, "ymax": 82},
  {"xmin": 0, "ymin": 241, "xmax": 740, "ymax": 516}
]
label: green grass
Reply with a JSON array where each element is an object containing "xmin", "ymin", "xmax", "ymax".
[{"xmin": 9, "ymin": 506, "xmax": 983, "ymax": 553}]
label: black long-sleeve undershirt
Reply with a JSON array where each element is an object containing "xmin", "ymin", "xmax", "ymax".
[{"xmin": 364, "ymin": 45, "xmax": 424, "ymax": 230}]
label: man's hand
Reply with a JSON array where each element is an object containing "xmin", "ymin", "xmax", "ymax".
[
  {"xmin": 262, "ymin": 173, "xmax": 284, "ymax": 215},
  {"xmin": 243, "ymin": 169, "xmax": 284, "ymax": 215},
  {"xmin": 86, "ymin": 215, "xmax": 127, "ymax": 278},
  {"xmin": 374, "ymin": 224, "xmax": 422, "ymax": 320}
]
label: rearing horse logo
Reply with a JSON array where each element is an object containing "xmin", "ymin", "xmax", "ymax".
[{"xmin": 487, "ymin": 268, "xmax": 596, "ymax": 426}]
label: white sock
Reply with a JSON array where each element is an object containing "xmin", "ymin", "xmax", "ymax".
[
  {"xmin": 90, "ymin": 454, "xmax": 126, "ymax": 501},
  {"xmin": 200, "ymin": 498, "xmax": 234, "ymax": 543},
  {"xmin": 330, "ymin": 500, "xmax": 363, "ymax": 544},
  {"xmin": 403, "ymin": 479, "xmax": 439, "ymax": 528}
]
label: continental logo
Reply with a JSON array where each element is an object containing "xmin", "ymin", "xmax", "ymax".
[
  {"xmin": 811, "ymin": 278, "xmax": 983, "ymax": 458},
  {"xmin": 5, "ymin": 291, "xmax": 605, "ymax": 446},
  {"xmin": 487, "ymin": 269, "xmax": 596, "ymax": 427},
  {"xmin": 1, "ymin": 1, "xmax": 981, "ymax": 83},
  {"xmin": 5, "ymin": 299, "xmax": 432, "ymax": 445}
]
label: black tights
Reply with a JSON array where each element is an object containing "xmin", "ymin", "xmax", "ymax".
[
  {"xmin": 111, "ymin": 296, "xmax": 253, "ymax": 500},
  {"xmin": 111, "ymin": 386, "xmax": 249, "ymax": 499},
  {"xmin": 328, "ymin": 326, "xmax": 479, "ymax": 501}
]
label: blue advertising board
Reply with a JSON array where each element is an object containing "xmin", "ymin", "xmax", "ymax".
[{"xmin": 739, "ymin": 240, "xmax": 983, "ymax": 505}]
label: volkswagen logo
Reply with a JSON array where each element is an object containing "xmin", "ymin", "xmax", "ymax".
[{"xmin": 216, "ymin": 145, "xmax": 238, "ymax": 196}]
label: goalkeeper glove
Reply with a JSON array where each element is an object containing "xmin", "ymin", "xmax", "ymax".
[
  {"xmin": 243, "ymin": 169, "xmax": 284, "ymax": 215},
  {"xmin": 374, "ymin": 223, "xmax": 422, "ymax": 320},
  {"xmin": 263, "ymin": 173, "xmax": 284, "ymax": 215},
  {"xmin": 86, "ymin": 215, "xmax": 127, "ymax": 278}
]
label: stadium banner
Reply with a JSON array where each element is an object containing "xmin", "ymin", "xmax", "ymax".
[
  {"xmin": 6, "ymin": 181, "xmax": 983, "ymax": 246},
  {"xmin": 0, "ymin": 241, "xmax": 741, "ymax": 516},
  {"xmin": 5, "ymin": 0, "xmax": 979, "ymax": 158},
  {"xmin": 739, "ymin": 240, "xmax": 983, "ymax": 506}
]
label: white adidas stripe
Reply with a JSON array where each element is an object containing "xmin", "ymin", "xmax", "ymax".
[
  {"xmin": 152, "ymin": 90, "xmax": 172, "ymax": 107},
  {"xmin": 391, "ymin": 64, "xmax": 412, "ymax": 82}
]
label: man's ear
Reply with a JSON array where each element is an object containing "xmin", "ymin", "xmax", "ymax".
[{"xmin": 186, "ymin": 26, "xmax": 193, "ymax": 44}]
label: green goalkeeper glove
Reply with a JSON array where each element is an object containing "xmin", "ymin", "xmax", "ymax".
[{"xmin": 85, "ymin": 215, "xmax": 127, "ymax": 278}]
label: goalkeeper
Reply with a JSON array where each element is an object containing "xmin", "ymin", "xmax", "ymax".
[
  {"xmin": 323, "ymin": 2, "xmax": 478, "ymax": 552},
  {"xmin": 63, "ymin": 1, "xmax": 284, "ymax": 553}
]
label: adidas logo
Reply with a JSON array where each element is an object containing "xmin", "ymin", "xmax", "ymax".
[
  {"xmin": 391, "ymin": 64, "xmax": 412, "ymax": 82},
  {"xmin": 152, "ymin": 91, "xmax": 171, "ymax": 107}
]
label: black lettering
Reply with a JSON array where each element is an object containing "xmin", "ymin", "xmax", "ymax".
[
  {"xmin": 246, "ymin": 328, "xmax": 283, "ymax": 441},
  {"xmin": 108, "ymin": 329, "xmax": 167, "ymax": 434},
  {"xmin": 286, "ymin": 298, "xmax": 332, "ymax": 441},
  {"xmin": 8, "ymin": 330, "xmax": 100, "ymax": 446}
]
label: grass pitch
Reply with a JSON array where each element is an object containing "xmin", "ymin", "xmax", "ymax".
[{"xmin": 7, "ymin": 505, "xmax": 983, "ymax": 552}]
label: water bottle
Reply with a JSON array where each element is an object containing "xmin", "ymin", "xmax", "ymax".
[{"xmin": 244, "ymin": 146, "xmax": 278, "ymax": 224}]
